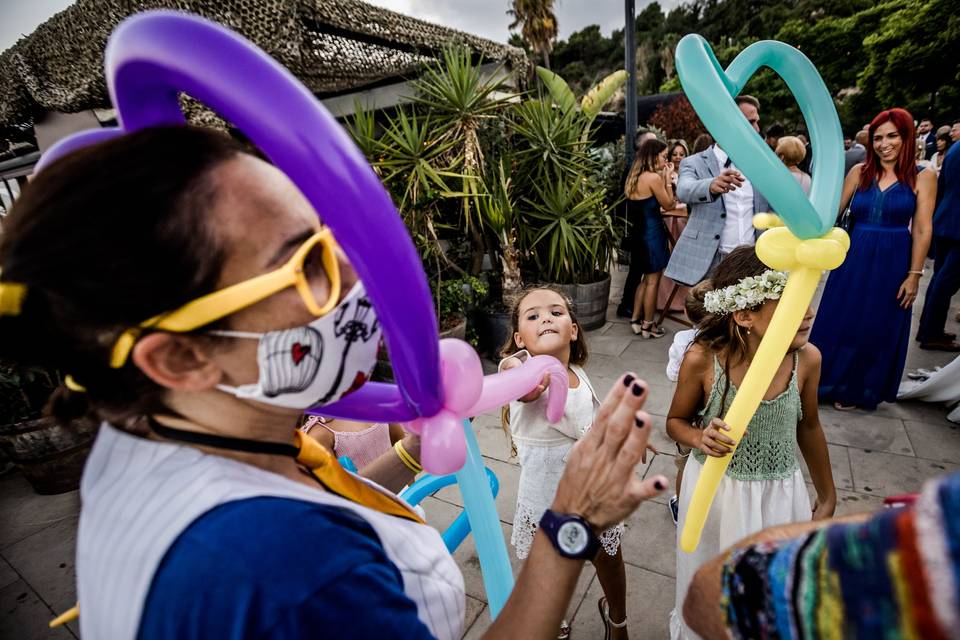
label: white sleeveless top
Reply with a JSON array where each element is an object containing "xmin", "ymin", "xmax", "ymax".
[
  {"xmin": 76, "ymin": 424, "xmax": 465, "ymax": 640},
  {"xmin": 499, "ymin": 350, "xmax": 600, "ymax": 445}
]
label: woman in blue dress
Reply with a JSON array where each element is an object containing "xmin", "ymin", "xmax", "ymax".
[
  {"xmin": 811, "ymin": 108, "xmax": 937, "ymax": 410},
  {"xmin": 624, "ymin": 138, "xmax": 676, "ymax": 339}
]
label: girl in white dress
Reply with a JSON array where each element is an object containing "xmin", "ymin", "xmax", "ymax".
[
  {"xmin": 665, "ymin": 248, "xmax": 836, "ymax": 639},
  {"xmin": 500, "ymin": 287, "xmax": 644, "ymax": 640}
]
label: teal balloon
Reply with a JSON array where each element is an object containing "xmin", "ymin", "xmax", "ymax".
[{"xmin": 674, "ymin": 35, "xmax": 843, "ymax": 240}]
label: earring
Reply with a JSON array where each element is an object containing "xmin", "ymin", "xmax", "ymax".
[{"xmin": 747, "ymin": 327, "xmax": 752, "ymax": 335}]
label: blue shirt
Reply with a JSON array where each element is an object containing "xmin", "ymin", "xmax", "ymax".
[{"xmin": 137, "ymin": 497, "xmax": 435, "ymax": 639}]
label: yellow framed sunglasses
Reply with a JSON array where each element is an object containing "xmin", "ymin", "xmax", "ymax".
[{"xmin": 109, "ymin": 228, "xmax": 341, "ymax": 369}]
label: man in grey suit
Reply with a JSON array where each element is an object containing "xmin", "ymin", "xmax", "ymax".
[
  {"xmin": 844, "ymin": 130, "xmax": 868, "ymax": 177},
  {"xmin": 664, "ymin": 95, "xmax": 772, "ymax": 287}
]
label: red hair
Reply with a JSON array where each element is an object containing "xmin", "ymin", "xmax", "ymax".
[{"xmin": 858, "ymin": 108, "xmax": 917, "ymax": 192}]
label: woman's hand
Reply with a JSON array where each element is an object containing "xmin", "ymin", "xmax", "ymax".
[
  {"xmin": 696, "ymin": 418, "xmax": 737, "ymax": 457},
  {"xmin": 551, "ymin": 373, "xmax": 668, "ymax": 530},
  {"xmin": 812, "ymin": 493, "xmax": 836, "ymax": 520},
  {"xmin": 897, "ymin": 273, "xmax": 921, "ymax": 308}
]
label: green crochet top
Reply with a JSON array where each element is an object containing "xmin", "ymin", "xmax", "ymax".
[{"xmin": 692, "ymin": 353, "xmax": 802, "ymax": 480}]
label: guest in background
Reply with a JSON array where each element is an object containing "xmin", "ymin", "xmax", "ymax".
[
  {"xmin": 951, "ymin": 120, "xmax": 960, "ymax": 142},
  {"xmin": 691, "ymin": 133, "xmax": 714, "ymax": 154},
  {"xmin": 624, "ymin": 139, "xmax": 675, "ymax": 338},
  {"xmin": 665, "ymin": 95, "xmax": 771, "ymax": 288},
  {"xmin": 617, "ymin": 128, "xmax": 663, "ymax": 317},
  {"xmin": 844, "ymin": 130, "xmax": 868, "ymax": 177},
  {"xmin": 795, "ymin": 131, "xmax": 813, "ymax": 174},
  {"xmin": 930, "ymin": 126, "xmax": 953, "ymax": 174},
  {"xmin": 918, "ymin": 117, "xmax": 937, "ymax": 160},
  {"xmin": 843, "ymin": 134, "xmax": 853, "ymax": 151},
  {"xmin": 667, "ymin": 139, "xmax": 689, "ymax": 188},
  {"xmin": 775, "ymin": 136, "xmax": 812, "ymax": 195},
  {"xmin": 916, "ymin": 134, "xmax": 960, "ymax": 350},
  {"xmin": 764, "ymin": 123, "xmax": 784, "ymax": 152},
  {"xmin": 812, "ymin": 108, "xmax": 937, "ymax": 410}
]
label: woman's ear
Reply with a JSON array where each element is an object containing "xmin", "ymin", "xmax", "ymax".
[
  {"xmin": 732, "ymin": 309, "xmax": 754, "ymax": 331},
  {"xmin": 131, "ymin": 333, "xmax": 223, "ymax": 392}
]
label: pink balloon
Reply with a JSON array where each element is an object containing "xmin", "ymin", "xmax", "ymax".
[{"xmin": 411, "ymin": 339, "xmax": 569, "ymax": 475}]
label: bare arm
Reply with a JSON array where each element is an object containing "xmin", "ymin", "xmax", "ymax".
[
  {"xmin": 897, "ymin": 169, "xmax": 937, "ymax": 308},
  {"xmin": 648, "ymin": 167, "xmax": 677, "ymax": 211},
  {"xmin": 794, "ymin": 345, "xmax": 836, "ymax": 520},
  {"xmin": 665, "ymin": 346, "xmax": 735, "ymax": 457},
  {"xmin": 684, "ymin": 512, "xmax": 872, "ymax": 638},
  {"xmin": 838, "ymin": 163, "xmax": 862, "ymax": 215},
  {"xmin": 357, "ymin": 433, "xmax": 420, "ymax": 494}
]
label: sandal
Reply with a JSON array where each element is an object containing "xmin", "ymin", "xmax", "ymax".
[
  {"xmin": 833, "ymin": 402, "xmax": 857, "ymax": 411},
  {"xmin": 640, "ymin": 321, "xmax": 666, "ymax": 339},
  {"xmin": 558, "ymin": 619, "xmax": 571, "ymax": 639},
  {"xmin": 630, "ymin": 320, "xmax": 644, "ymax": 336},
  {"xmin": 598, "ymin": 597, "xmax": 627, "ymax": 640}
]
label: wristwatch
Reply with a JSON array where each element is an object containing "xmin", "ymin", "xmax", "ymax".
[{"xmin": 539, "ymin": 509, "xmax": 601, "ymax": 560}]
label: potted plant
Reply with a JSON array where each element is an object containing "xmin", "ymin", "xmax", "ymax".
[
  {"xmin": 0, "ymin": 360, "xmax": 97, "ymax": 494},
  {"xmin": 505, "ymin": 68, "xmax": 626, "ymax": 329}
]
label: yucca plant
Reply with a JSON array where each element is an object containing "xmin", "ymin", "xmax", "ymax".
[
  {"xmin": 411, "ymin": 46, "xmax": 514, "ymax": 272},
  {"xmin": 478, "ymin": 157, "xmax": 523, "ymax": 304},
  {"xmin": 524, "ymin": 178, "xmax": 612, "ymax": 283}
]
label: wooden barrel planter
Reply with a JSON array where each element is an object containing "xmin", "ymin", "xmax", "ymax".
[
  {"xmin": 550, "ymin": 274, "xmax": 611, "ymax": 331},
  {"xmin": 0, "ymin": 416, "xmax": 98, "ymax": 494},
  {"xmin": 473, "ymin": 309, "xmax": 512, "ymax": 359}
]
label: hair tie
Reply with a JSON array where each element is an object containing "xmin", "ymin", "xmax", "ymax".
[
  {"xmin": 64, "ymin": 375, "xmax": 88, "ymax": 393},
  {"xmin": 0, "ymin": 278, "xmax": 27, "ymax": 317}
]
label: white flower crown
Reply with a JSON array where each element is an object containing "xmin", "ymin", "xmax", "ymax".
[{"xmin": 703, "ymin": 269, "xmax": 788, "ymax": 316}]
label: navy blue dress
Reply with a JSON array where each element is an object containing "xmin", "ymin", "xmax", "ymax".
[
  {"xmin": 627, "ymin": 195, "xmax": 670, "ymax": 274},
  {"xmin": 812, "ymin": 178, "xmax": 918, "ymax": 410}
]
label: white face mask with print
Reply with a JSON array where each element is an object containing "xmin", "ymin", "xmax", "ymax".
[{"xmin": 211, "ymin": 282, "xmax": 381, "ymax": 409}]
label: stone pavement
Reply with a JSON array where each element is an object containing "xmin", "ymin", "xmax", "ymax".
[{"xmin": 1, "ymin": 265, "xmax": 958, "ymax": 639}]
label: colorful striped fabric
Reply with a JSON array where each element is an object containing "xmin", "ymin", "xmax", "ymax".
[{"xmin": 720, "ymin": 471, "xmax": 960, "ymax": 639}]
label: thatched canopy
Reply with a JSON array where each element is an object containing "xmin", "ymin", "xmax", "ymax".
[{"xmin": 0, "ymin": 0, "xmax": 528, "ymax": 135}]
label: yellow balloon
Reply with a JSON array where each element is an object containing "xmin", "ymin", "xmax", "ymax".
[{"xmin": 679, "ymin": 220, "xmax": 849, "ymax": 553}]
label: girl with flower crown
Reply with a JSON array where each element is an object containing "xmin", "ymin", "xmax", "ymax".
[{"xmin": 664, "ymin": 247, "xmax": 836, "ymax": 640}]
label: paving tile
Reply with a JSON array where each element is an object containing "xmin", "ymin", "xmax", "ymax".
[
  {"xmin": 461, "ymin": 594, "xmax": 485, "ymax": 636},
  {"xmin": 0, "ymin": 473, "xmax": 79, "ymax": 551},
  {"xmin": 620, "ymin": 499, "xmax": 679, "ymax": 578},
  {"xmin": 799, "ymin": 443, "xmax": 854, "ymax": 492},
  {"xmin": 587, "ymin": 333, "xmax": 634, "ymax": 358},
  {"xmin": 570, "ymin": 562, "xmax": 675, "ymax": 640},
  {"xmin": 903, "ymin": 419, "xmax": 960, "ymax": 464},
  {"xmin": 621, "ymin": 336, "xmax": 673, "ymax": 366},
  {"xmin": 2, "ymin": 515, "xmax": 78, "ymax": 618},
  {"xmin": 435, "ymin": 457, "xmax": 520, "ymax": 525},
  {"xmin": 875, "ymin": 398, "xmax": 957, "ymax": 426},
  {"xmin": 849, "ymin": 448, "xmax": 957, "ymax": 496},
  {"xmin": 0, "ymin": 580, "xmax": 73, "ymax": 640},
  {"xmin": 0, "ymin": 557, "xmax": 17, "ymax": 591},
  {"xmin": 471, "ymin": 413, "xmax": 517, "ymax": 466},
  {"xmin": 818, "ymin": 407, "xmax": 916, "ymax": 456},
  {"xmin": 642, "ymin": 453, "xmax": 677, "ymax": 505}
]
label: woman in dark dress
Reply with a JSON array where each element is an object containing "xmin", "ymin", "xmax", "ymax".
[
  {"xmin": 811, "ymin": 108, "xmax": 937, "ymax": 410},
  {"xmin": 624, "ymin": 139, "xmax": 676, "ymax": 338}
]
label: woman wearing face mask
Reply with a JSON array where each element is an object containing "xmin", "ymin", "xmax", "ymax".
[{"xmin": 0, "ymin": 127, "xmax": 668, "ymax": 640}]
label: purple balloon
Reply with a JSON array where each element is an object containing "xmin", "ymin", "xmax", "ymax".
[{"xmin": 37, "ymin": 11, "xmax": 441, "ymax": 420}]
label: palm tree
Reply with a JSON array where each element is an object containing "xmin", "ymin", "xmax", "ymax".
[{"xmin": 507, "ymin": 0, "xmax": 558, "ymax": 70}]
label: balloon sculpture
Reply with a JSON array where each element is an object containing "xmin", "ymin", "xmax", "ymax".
[
  {"xmin": 37, "ymin": 10, "xmax": 571, "ymax": 617},
  {"xmin": 674, "ymin": 35, "xmax": 850, "ymax": 552}
]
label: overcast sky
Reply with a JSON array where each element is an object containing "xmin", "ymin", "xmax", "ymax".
[{"xmin": 1, "ymin": 0, "xmax": 679, "ymax": 53}]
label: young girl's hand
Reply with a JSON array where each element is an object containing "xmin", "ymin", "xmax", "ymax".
[
  {"xmin": 812, "ymin": 494, "xmax": 837, "ymax": 520},
  {"xmin": 501, "ymin": 357, "xmax": 547, "ymax": 403},
  {"xmin": 697, "ymin": 418, "xmax": 737, "ymax": 457}
]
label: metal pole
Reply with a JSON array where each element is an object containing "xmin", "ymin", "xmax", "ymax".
[{"xmin": 624, "ymin": 0, "xmax": 637, "ymax": 165}]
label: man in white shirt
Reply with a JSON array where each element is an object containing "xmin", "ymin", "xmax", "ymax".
[{"xmin": 665, "ymin": 95, "xmax": 772, "ymax": 286}]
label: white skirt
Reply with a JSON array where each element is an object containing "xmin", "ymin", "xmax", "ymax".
[
  {"xmin": 669, "ymin": 455, "xmax": 810, "ymax": 639},
  {"xmin": 512, "ymin": 440, "xmax": 623, "ymax": 560}
]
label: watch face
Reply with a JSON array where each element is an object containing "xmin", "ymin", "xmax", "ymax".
[{"xmin": 557, "ymin": 521, "xmax": 590, "ymax": 555}]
